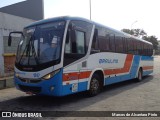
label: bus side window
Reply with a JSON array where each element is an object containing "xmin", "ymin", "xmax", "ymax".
[
  {"xmin": 65, "ymin": 29, "xmax": 86, "ymax": 54},
  {"xmin": 91, "ymin": 29, "xmax": 99, "ymax": 53},
  {"xmin": 65, "ymin": 30, "xmax": 72, "ymax": 53},
  {"xmin": 140, "ymin": 41, "xmax": 144, "ymax": 55},
  {"xmin": 115, "ymin": 36, "xmax": 124, "ymax": 53},
  {"xmin": 137, "ymin": 41, "xmax": 141, "ymax": 55},
  {"xmin": 123, "ymin": 37, "xmax": 128, "ymax": 53},
  {"xmin": 64, "ymin": 20, "xmax": 92, "ymax": 67},
  {"xmin": 110, "ymin": 35, "xmax": 115, "ymax": 52},
  {"xmin": 134, "ymin": 40, "xmax": 138, "ymax": 55},
  {"xmin": 151, "ymin": 45, "xmax": 153, "ymax": 56},
  {"xmin": 75, "ymin": 30, "xmax": 86, "ymax": 54},
  {"xmin": 128, "ymin": 38, "xmax": 133, "ymax": 54},
  {"xmin": 148, "ymin": 45, "xmax": 152, "ymax": 56}
]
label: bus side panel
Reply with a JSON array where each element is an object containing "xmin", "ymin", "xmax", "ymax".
[
  {"xmin": 78, "ymin": 80, "xmax": 88, "ymax": 91},
  {"xmin": 104, "ymin": 55, "xmax": 153, "ymax": 85},
  {"xmin": 130, "ymin": 55, "xmax": 141, "ymax": 78},
  {"xmin": 140, "ymin": 56, "xmax": 154, "ymax": 76},
  {"xmin": 105, "ymin": 74, "xmax": 131, "ymax": 85},
  {"xmin": 62, "ymin": 84, "xmax": 75, "ymax": 96},
  {"xmin": 61, "ymin": 81, "xmax": 88, "ymax": 96},
  {"xmin": 62, "ymin": 69, "xmax": 90, "ymax": 96},
  {"xmin": 105, "ymin": 55, "xmax": 140, "ymax": 85},
  {"xmin": 143, "ymin": 71, "xmax": 153, "ymax": 76}
]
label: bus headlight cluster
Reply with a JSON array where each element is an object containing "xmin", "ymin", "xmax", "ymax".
[
  {"xmin": 42, "ymin": 69, "xmax": 60, "ymax": 80},
  {"xmin": 15, "ymin": 73, "xmax": 20, "ymax": 78}
]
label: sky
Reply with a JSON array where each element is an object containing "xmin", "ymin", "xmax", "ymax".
[{"xmin": 0, "ymin": 0, "xmax": 160, "ymax": 39}]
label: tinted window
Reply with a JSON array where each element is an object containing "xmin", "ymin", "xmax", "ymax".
[
  {"xmin": 109, "ymin": 35, "xmax": 116, "ymax": 52},
  {"xmin": 140, "ymin": 42, "xmax": 144, "ymax": 55},
  {"xmin": 146, "ymin": 44, "xmax": 153, "ymax": 56},
  {"xmin": 75, "ymin": 30, "xmax": 85, "ymax": 54},
  {"xmin": 115, "ymin": 36, "xmax": 124, "ymax": 53},
  {"xmin": 123, "ymin": 37, "xmax": 128, "ymax": 53},
  {"xmin": 65, "ymin": 30, "xmax": 72, "ymax": 53},
  {"xmin": 137, "ymin": 41, "xmax": 141, "ymax": 55},
  {"xmin": 127, "ymin": 38, "xmax": 133, "ymax": 54},
  {"xmin": 134, "ymin": 40, "xmax": 139, "ymax": 54},
  {"xmin": 91, "ymin": 29, "xmax": 99, "ymax": 50},
  {"xmin": 91, "ymin": 26, "xmax": 111, "ymax": 52},
  {"xmin": 64, "ymin": 20, "xmax": 92, "ymax": 66},
  {"xmin": 97, "ymin": 26, "xmax": 110, "ymax": 52}
]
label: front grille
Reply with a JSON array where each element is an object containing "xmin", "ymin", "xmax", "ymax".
[
  {"xmin": 30, "ymin": 80, "xmax": 42, "ymax": 83},
  {"xmin": 18, "ymin": 85, "xmax": 41, "ymax": 94},
  {"xmin": 19, "ymin": 78, "xmax": 42, "ymax": 84}
]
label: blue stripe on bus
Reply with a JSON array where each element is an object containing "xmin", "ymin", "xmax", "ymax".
[
  {"xmin": 62, "ymin": 81, "xmax": 88, "ymax": 96},
  {"xmin": 130, "ymin": 55, "xmax": 141, "ymax": 78},
  {"xmin": 105, "ymin": 55, "xmax": 141, "ymax": 85},
  {"xmin": 141, "ymin": 56, "xmax": 154, "ymax": 61}
]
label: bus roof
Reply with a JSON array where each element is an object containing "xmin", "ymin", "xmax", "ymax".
[
  {"xmin": 25, "ymin": 16, "xmax": 92, "ymax": 28},
  {"xmin": 26, "ymin": 16, "xmax": 152, "ymax": 45}
]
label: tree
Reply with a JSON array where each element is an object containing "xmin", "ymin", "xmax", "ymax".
[
  {"xmin": 121, "ymin": 29, "xmax": 147, "ymax": 38},
  {"xmin": 143, "ymin": 35, "xmax": 159, "ymax": 50}
]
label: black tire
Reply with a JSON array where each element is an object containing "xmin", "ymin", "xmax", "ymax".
[
  {"xmin": 88, "ymin": 74, "xmax": 101, "ymax": 96},
  {"xmin": 137, "ymin": 68, "xmax": 143, "ymax": 82}
]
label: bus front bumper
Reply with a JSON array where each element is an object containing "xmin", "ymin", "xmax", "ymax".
[{"xmin": 14, "ymin": 70, "xmax": 63, "ymax": 96}]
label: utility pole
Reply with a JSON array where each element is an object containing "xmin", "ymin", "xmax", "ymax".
[
  {"xmin": 131, "ymin": 20, "xmax": 137, "ymax": 30},
  {"xmin": 89, "ymin": 0, "xmax": 92, "ymax": 20}
]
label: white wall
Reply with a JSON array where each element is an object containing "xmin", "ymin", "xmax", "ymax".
[
  {"xmin": 0, "ymin": 29, "xmax": 4, "ymax": 75},
  {"xmin": 0, "ymin": 12, "xmax": 34, "ymax": 31},
  {"xmin": 0, "ymin": 12, "xmax": 35, "ymax": 75}
]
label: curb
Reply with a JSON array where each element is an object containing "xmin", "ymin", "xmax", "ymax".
[{"xmin": 0, "ymin": 76, "xmax": 14, "ymax": 90}]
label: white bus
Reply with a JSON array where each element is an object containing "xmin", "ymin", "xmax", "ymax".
[{"xmin": 8, "ymin": 16, "xmax": 153, "ymax": 96}]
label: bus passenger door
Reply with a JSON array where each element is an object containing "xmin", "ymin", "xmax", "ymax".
[{"xmin": 63, "ymin": 23, "xmax": 88, "ymax": 93}]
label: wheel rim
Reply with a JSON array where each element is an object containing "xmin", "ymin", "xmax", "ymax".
[{"xmin": 90, "ymin": 78, "xmax": 99, "ymax": 94}]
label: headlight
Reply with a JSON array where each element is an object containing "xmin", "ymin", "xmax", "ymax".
[
  {"xmin": 15, "ymin": 73, "xmax": 20, "ymax": 78},
  {"xmin": 42, "ymin": 69, "xmax": 60, "ymax": 80}
]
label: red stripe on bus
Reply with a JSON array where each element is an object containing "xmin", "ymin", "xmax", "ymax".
[
  {"xmin": 143, "ymin": 66, "xmax": 153, "ymax": 70},
  {"xmin": 63, "ymin": 71, "xmax": 92, "ymax": 81},
  {"xmin": 104, "ymin": 54, "xmax": 133, "ymax": 75},
  {"xmin": 63, "ymin": 54, "xmax": 133, "ymax": 81}
]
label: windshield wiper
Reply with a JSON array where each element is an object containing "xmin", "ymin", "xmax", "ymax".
[
  {"xmin": 27, "ymin": 35, "xmax": 39, "ymax": 65},
  {"xmin": 19, "ymin": 34, "xmax": 39, "ymax": 65},
  {"xmin": 30, "ymin": 37, "xmax": 39, "ymax": 65},
  {"xmin": 19, "ymin": 41, "xmax": 29, "ymax": 65}
]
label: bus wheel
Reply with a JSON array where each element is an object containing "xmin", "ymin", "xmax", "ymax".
[
  {"xmin": 137, "ymin": 68, "xmax": 143, "ymax": 82},
  {"xmin": 88, "ymin": 74, "xmax": 101, "ymax": 96}
]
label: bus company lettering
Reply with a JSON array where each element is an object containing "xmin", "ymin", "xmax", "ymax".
[{"xmin": 99, "ymin": 59, "xmax": 118, "ymax": 64}]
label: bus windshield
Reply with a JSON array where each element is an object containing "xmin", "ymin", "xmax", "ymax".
[{"xmin": 16, "ymin": 21, "xmax": 65, "ymax": 66}]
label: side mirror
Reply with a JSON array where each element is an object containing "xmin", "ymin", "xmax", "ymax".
[{"xmin": 8, "ymin": 31, "xmax": 24, "ymax": 46}]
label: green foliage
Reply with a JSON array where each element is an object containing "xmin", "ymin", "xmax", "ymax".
[
  {"xmin": 143, "ymin": 36, "xmax": 159, "ymax": 50},
  {"xmin": 121, "ymin": 29, "xmax": 146, "ymax": 38},
  {"xmin": 121, "ymin": 28, "xmax": 159, "ymax": 50}
]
